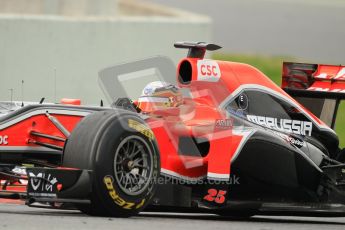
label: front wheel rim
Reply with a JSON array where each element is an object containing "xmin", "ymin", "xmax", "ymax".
[{"xmin": 113, "ymin": 135, "xmax": 153, "ymax": 196}]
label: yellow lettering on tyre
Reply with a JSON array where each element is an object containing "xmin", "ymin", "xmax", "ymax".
[
  {"xmin": 135, "ymin": 198, "xmax": 145, "ymax": 209},
  {"xmin": 128, "ymin": 119, "xmax": 154, "ymax": 140},
  {"xmin": 103, "ymin": 176, "xmax": 145, "ymax": 210}
]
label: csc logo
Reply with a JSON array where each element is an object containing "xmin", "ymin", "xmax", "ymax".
[
  {"xmin": 201, "ymin": 64, "xmax": 218, "ymax": 77},
  {"xmin": 0, "ymin": 135, "xmax": 8, "ymax": 145},
  {"xmin": 197, "ymin": 60, "xmax": 221, "ymax": 82}
]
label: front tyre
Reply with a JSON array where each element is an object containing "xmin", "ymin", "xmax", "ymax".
[{"xmin": 63, "ymin": 110, "xmax": 160, "ymax": 217}]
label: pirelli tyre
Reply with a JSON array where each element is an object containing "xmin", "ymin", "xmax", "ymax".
[{"xmin": 63, "ymin": 110, "xmax": 160, "ymax": 217}]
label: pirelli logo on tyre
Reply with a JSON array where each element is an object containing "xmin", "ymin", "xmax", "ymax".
[
  {"xmin": 103, "ymin": 176, "xmax": 145, "ymax": 210},
  {"xmin": 128, "ymin": 119, "xmax": 154, "ymax": 140}
]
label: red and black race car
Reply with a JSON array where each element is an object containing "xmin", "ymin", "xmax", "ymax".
[{"xmin": 1, "ymin": 42, "xmax": 345, "ymax": 217}]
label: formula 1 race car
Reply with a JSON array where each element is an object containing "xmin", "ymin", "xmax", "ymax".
[{"xmin": 1, "ymin": 41, "xmax": 345, "ymax": 217}]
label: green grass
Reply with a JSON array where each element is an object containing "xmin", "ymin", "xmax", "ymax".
[
  {"xmin": 336, "ymin": 103, "xmax": 345, "ymax": 147},
  {"xmin": 213, "ymin": 53, "xmax": 345, "ymax": 148}
]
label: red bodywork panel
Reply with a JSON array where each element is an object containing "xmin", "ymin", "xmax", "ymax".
[
  {"xmin": 0, "ymin": 113, "xmax": 84, "ymax": 149},
  {"xmin": 145, "ymin": 58, "xmax": 334, "ymax": 181}
]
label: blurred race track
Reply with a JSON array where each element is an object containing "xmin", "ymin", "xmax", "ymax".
[
  {"xmin": 0, "ymin": 203, "xmax": 344, "ymax": 230},
  {"xmin": 146, "ymin": 0, "xmax": 345, "ymax": 64}
]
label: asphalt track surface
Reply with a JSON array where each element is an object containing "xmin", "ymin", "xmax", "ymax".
[
  {"xmin": 146, "ymin": 0, "xmax": 345, "ymax": 64},
  {"xmin": 0, "ymin": 202, "xmax": 344, "ymax": 230}
]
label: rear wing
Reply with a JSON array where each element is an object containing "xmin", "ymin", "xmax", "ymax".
[{"xmin": 282, "ymin": 62, "xmax": 345, "ymax": 129}]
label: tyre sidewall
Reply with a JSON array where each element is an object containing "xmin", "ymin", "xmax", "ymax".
[{"xmin": 91, "ymin": 114, "xmax": 159, "ymax": 216}]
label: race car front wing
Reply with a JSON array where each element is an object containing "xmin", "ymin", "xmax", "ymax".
[{"xmin": 25, "ymin": 167, "xmax": 92, "ymax": 205}]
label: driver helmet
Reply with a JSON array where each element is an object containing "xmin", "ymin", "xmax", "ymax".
[{"xmin": 138, "ymin": 81, "xmax": 183, "ymax": 113}]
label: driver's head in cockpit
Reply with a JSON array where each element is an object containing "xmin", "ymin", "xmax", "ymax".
[{"xmin": 137, "ymin": 81, "xmax": 183, "ymax": 113}]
